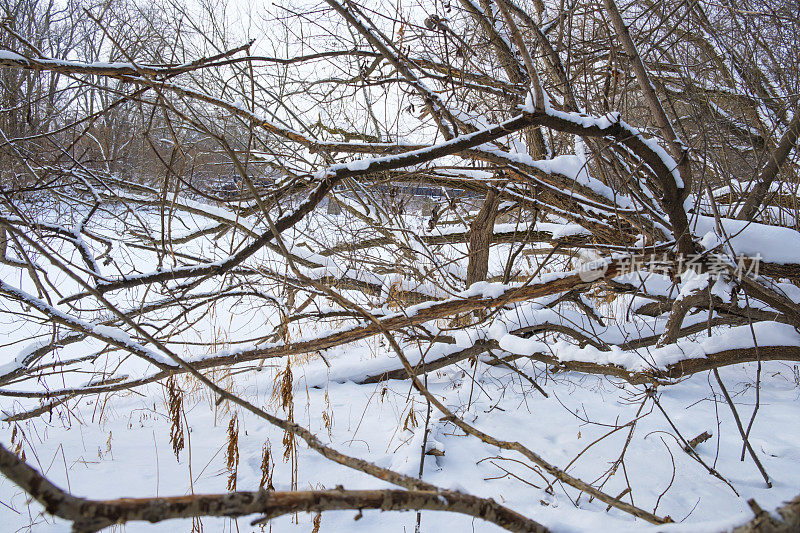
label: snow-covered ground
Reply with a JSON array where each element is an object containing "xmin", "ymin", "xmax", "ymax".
[{"xmin": 1, "ymin": 202, "xmax": 798, "ymax": 532}]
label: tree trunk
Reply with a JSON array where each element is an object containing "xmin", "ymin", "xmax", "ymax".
[
  {"xmin": 466, "ymin": 190, "xmax": 499, "ymax": 287},
  {"xmin": 731, "ymin": 496, "xmax": 800, "ymax": 533}
]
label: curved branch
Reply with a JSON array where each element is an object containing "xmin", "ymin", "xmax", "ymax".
[{"xmin": 0, "ymin": 444, "xmax": 547, "ymax": 533}]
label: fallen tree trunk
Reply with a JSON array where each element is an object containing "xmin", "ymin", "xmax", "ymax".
[{"xmin": 0, "ymin": 443, "xmax": 547, "ymax": 533}]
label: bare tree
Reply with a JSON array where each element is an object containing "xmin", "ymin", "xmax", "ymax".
[{"xmin": 0, "ymin": 0, "xmax": 799, "ymax": 531}]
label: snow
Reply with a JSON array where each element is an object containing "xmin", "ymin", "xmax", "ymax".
[
  {"xmin": 550, "ymin": 222, "xmax": 590, "ymax": 239},
  {"xmin": 0, "ymin": 50, "xmax": 28, "ymax": 63},
  {"xmin": 523, "ymin": 91, "xmax": 685, "ymax": 190},
  {"xmin": 497, "ymin": 333, "xmax": 547, "ymax": 356},
  {"xmin": 1, "ymin": 192, "xmax": 798, "ymax": 533},
  {"xmin": 346, "ymin": 159, "xmax": 372, "ymax": 171},
  {"xmin": 92, "ymin": 324, "xmax": 132, "ymax": 345},
  {"xmin": 0, "ymin": 360, "xmax": 22, "ymax": 378},
  {"xmin": 5, "ymin": 347, "xmax": 796, "ymax": 532},
  {"xmin": 0, "ymin": 51, "xmax": 161, "ymax": 71},
  {"xmin": 479, "ymin": 145, "xmax": 636, "ymax": 209},
  {"xmin": 692, "ymin": 214, "xmax": 800, "ymax": 264},
  {"xmin": 2, "ymin": 5, "xmax": 800, "ymax": 531}
]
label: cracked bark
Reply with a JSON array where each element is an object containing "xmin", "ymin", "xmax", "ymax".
[{"xmin": 466, "ymin": 189, "xmax": 500, "ymax": 287}]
